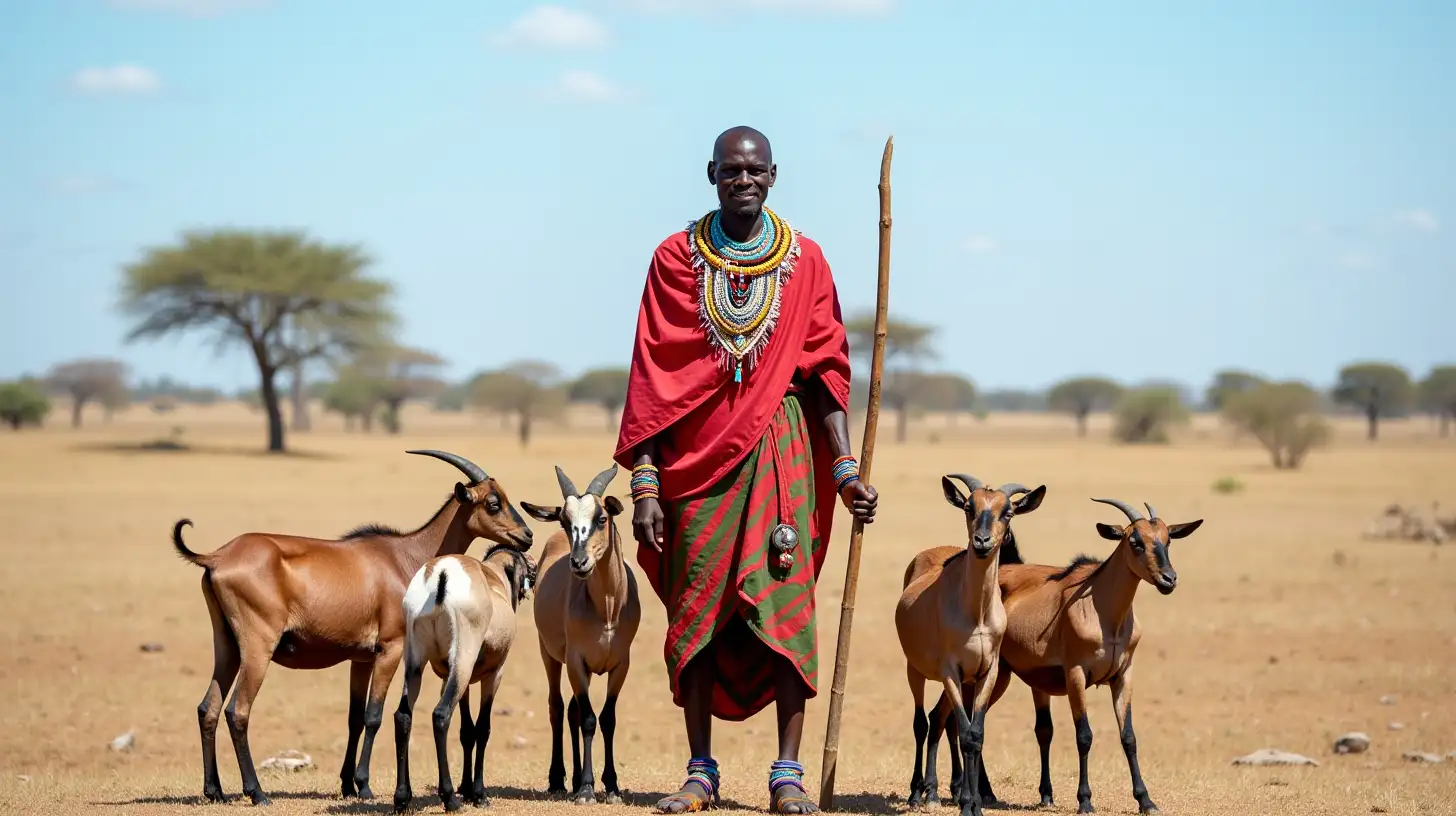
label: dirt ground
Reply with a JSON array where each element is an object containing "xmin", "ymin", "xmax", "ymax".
[{"xmin": 1, "ymin": 403, "xmax": 1453, "ymax": 816}]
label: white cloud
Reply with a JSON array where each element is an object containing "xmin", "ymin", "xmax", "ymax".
[
  {"xmin": 963, "ymin": 235, "xmax": 999, "ymax": 254},
  {"xmin": 46, "ymin": 175, "xmax": 124, "ymax": 195},
  {"xmin": 71, "ymin": 64, "xmax": 161, "ymax": 94},
  {"xmin": 495, "ymin": 6, "xmax": 609, "ymax": 50},
  {"xmin": 623, "ymin": 0, "xmax": 891, "ymax": 12},
  {"xmin": 107, "ymin": 0, "xmax": 269, "ymax": 16},
  {"xmin": 1335, "ymin": 252, "xmax": 1380, "ymax": 272},
  {"xmin": 1386, "ymin": 208, "xmax": 1440, "ymax": 234}
]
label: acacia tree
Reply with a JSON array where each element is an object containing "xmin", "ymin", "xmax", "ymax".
[
  {"xmin": 1418, "ymin": 366, "xmax": 1456, "ymax": 437},
  {"xmin": 0, "ymin": 381, "xmax": 50, "ymax": 430},
  {"xmin": 358, "ymin": 345, "xmax": 447, "ymax": 434},
  {"xmin": 1221, "ymin": 381, "xmax": 1330, "ymax": 469},
  {"xmin": 913, "ymin": 372, "xmax": 977, "ymax": 426},
  {"xmin": 46, "ymin": 358, "xmax": 129, "ymax": 428},
  {"xmin": 322, "ymin": 366, "xmax": 383, "ymax": 432},
  {"xmin": 570, "ymin": 367, "xmax": 630, "ymax": 431},
  {"xmin": 470, "ymin": 360, "xmax": 566, "ymax": 447},
  {"xmin": 1112, "ymin": 386, "xmax": 1190, "ymax": 444},
  {"xmin": 1205, "ymin": 369, "xmax": 1267, "ymax": 411},
  {"xmin": 846, "ymin": 312, "xmax": 937, "ymax": 442},
  {"xmin": 1047, "ymin": 376, "xmax": 1122, "ymax": 437},
  {"xmin": 1331, "ymin": 362, "xmax": 1414, "ymax": 441},
  {"xmin": 120, "ymin": 229, "xmax": 395, "ymax": 453}
]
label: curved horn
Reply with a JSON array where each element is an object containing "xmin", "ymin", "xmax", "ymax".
[
  {"xmin": 407, "ymin": 449, "xmax": 487, "ymax": 485},
  {"xmin": 998, "ymin": 483, "xmax": 1030, "ymax": 498},
  {"xmin": 586, "ymin": 464, "xmax": 619, "ymax": 497},
  {"xmin": 1144, "ymin": 502, "xmax": 1158, "ymax": 521},
  {"xmin": 1091, "ymin": 497, "xmax": 1143, "ymax": 523},
  {"xmin": 555, "ymin": 466, "xmax": 579, "ymax": 498},
  {"xmin": 946, "ymin": 474, "xmax": 984, "ymax": 493}
]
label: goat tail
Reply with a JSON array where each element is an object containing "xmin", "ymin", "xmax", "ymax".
[
  {"xmin": 435, "ymin": 568, "xmax": 449, "ymax": 607},
  {"xmin": 171, "ymin": 519, "xmax": 212, "ymax": 568}
]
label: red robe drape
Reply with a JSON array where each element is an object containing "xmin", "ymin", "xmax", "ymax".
[{"xmin": 613, "ymin": 227, "xmax": 852, "ymax": 565}]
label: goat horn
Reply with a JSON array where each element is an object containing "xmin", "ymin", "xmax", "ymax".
[
  {"xmin": 1091, "ymin": 497, "xmax": 1143, "ymax": 523},
  {"xmin": 1144, "ymin": 502, "xmax": 1158, "ymax": 521},
  {"xmin": 998, "ymin": 483, "xmax": 1030, "ymax": 497},
  {"xmin": 555, "ymin": 466, "xmax": 579, "ymax": 498},
  {"xmin": 407, "ymin": 449, "xmax": 488, "ymax": 485},
  {"xmin": 586, "ymin": 464, "xmax": 620, "ymax": 497},
  {"xmin": 946, "ymin": 474, "xmax": 984, "ymax": 493}
]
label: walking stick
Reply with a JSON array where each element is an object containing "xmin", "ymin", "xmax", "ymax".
[{"xmin": 818, "ymin": 135, "xmax": 893, "ymax": 811}]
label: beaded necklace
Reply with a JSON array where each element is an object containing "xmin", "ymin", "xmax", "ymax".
[{"xmin": 687, "ymin": 207, "xmax": 801, "ymax": 384}]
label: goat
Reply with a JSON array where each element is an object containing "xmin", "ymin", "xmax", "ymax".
[
  {"xmin": 935, "ymin": 497, "xmax": 1202, "ymax": 815},
  {"xmin": 520, "ymin": 464, "xmax": 642, "ymax": 805},
  {"xmin": 895, "ymin": 474, "xmax": 1046, "ymax": 816},
  {"xmin": 391, "ymin": 544, "xmax": 536, "ymax": 813},
  {"xmin": 169, "ymin": 449, "xmax": 534, "ymax": 806}
]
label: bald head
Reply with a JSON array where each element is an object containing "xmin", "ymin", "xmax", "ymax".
[
  {"xmin": 708, "ymin": 125, "xmax": 776, "ymax": 220},
  {"xmin": 713, "ymin": 126, "xmax": 772, "ymax": 165}
]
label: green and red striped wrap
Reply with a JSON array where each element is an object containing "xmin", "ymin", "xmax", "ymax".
[{"xmin": 647, "ymin": 392, "xmax": 827, "ymax": 721}]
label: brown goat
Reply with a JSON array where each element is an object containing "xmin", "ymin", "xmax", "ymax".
[
  {"xmin": 521, "ymin": 464, "xmax": 642, "ymax": 805},
  {"xmin": 169, "ymin": 449, "xmax": 534, "ymax": 806},
  {"xmin": 895, "ymin": 474, "xmax": 1045, "ymax": 816},
  {"xmin": 933, "ymin": 497, "xmax": 1202, "ymax": 814},
  {"xmin": 391, "ymin": 544, "xmax": 536, "ymax": 813}
]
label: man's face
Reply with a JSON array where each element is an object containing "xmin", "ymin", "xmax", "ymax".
[{"xmin": 709, "ymin": 135, "xmax": 775, "ymax": 219}]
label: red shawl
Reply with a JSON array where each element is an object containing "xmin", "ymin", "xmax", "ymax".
[{"xmin": 613, "ymin": 227, "xmax": 852, "ymax": 523}]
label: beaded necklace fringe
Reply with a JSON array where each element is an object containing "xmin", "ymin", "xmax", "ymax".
[{"xmin": 687, "ymin": 207, "xmax": 802, "ymax": 384}]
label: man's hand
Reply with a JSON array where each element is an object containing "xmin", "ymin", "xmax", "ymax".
[
  {"xmin": 633, "ymin": 497, "xmax": 665, "ymax": 552},
  {"xmin": 841, "ymin": 480, "xmax": 878, "ymax": 524}
]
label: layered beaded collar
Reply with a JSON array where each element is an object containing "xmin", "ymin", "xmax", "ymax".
[{"xmin": 686, "ymin": 207, "xmax": 802, "ymax": 384}]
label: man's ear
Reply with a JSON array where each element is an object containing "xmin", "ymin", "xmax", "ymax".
[{"xmin": 520, "ymin": 502, "xmax": 560, "ymax": 523}]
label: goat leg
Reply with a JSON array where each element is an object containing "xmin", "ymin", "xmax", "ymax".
[
  {"xmin": 354, "ymin": 643, "xmax": 402, "ymax": 799},
  {"xmin": 933, "ymin": 690, "xmax": 959, "ymax": 804},
  {"xmin": 906, "ymin": 665, "xmax": 929, "ymax": 807},
  {"xmin": 392, "ymin": 661, "xmax": 424, "ymax": 814},
  {"xmin": 433, "ymin": 675, "xmax": 463, "ymax": 812},
  {"xmin": 572, "ymin": 691, "xmax": 599, "ymax": 805},
  {"xmin": 568, "ymin": 696, "xmax": 583, "ymax": 795},
  {"xmin": 471, "ymin": 683, "xmax": 496, "ymax": 807},
  {"xmin": 340, "ymin": 661, "xmax": 370, "ymax": 798},
  {"xmin": 196, "ymin": 587, "xmax": 239, "ymax": 804},
  {"xmin": 1033, "ymin": 691, "xmax": 1055, "ymax": 807},
  {"xmin": 601, "ymin": 661, "xmax": 629, "ymax": 804},
  {"xmin": 543, "ymin": 647, "xmax": 569, "ymax": 796},
  {"xmin": 1067, "ymin": 667, "xmax": 1095, "ymax": 814},
  {"xmin": 456, "ymin": 690, "xmax": 477, "ymax": 803},
  {"xmin": 1111, "ymin": 669, "xmax": 1158, "ymax": 814},
  {"xmin": 224, "ymin": 632, "xmax": 278, "ymax": 807}
]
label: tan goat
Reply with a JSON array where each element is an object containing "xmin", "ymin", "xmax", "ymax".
[
  {"xmin": 935, "ymin": 497, "xmax": 1203, "ymax": 815},
  {"xmin": 169, "ymin": 449, "xmax": 533, "ymax": 806},
  {"xmin": 520, "ymin": 464, "xmax": 642, "ymax": 805},
  {"xmin": 895, "ymin": 474, "xmax": 1045, "ymax": 816},
  {"xmin": 391, "ymin": 544, "xmax": 536, "ymax": 813}
]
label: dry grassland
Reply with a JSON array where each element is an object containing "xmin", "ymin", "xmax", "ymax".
[{"xmin": 1, "ymin": 403, "xmax": 1453, "ymax": 816}]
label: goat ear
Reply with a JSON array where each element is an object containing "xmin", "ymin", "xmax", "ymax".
[
  {"xmin": 603, "ymin": 496, "xmax": 624, "ymax": 516},
  {"xmin": 1014, "ymin": 485, "xmax": 1047, "ymax": 515},
  {"xmin": 454, "ymin": 482, "xmax": 477, "ymax": 505},
  {"xmin": 1095, "ymin": 522, "xmax": 1124, "ymax": 541},
  {"xmin": 520, "ymin": 502, "xmax": 560, "ymax": 522},
  {"xmin": 941, "ymin": 477, "xmax": 967, "ymax": 510},
  {"xmin": 1167, "ymin": 519, "xmax": 1203, "ymax": 539}
]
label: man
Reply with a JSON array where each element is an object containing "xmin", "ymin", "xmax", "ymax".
[{"xmin": 614, "ymin": 126, "xmax": 878, "ymax": 815}]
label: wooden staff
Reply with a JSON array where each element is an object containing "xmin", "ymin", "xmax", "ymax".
[{"xmin": 818, "ymin": 134, "xmax": 893, "ymax": 811}]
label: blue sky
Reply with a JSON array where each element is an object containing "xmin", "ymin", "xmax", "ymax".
[{"xmin": 2, "ymin": 0, "xmax": 1452, "ymax": 392}]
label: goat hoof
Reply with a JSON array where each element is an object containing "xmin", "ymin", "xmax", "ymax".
[
  {"xmin": 202, "ymin": 787, "xmax": 227, "ymax": 803},
  {"xmin": 1139, "ymin": 806, "xmax": 1160, "ymax": 815},
  {"xmin": 573, "ymin": 790, "xmax": 597, "ymax": 805},
  {"xmin": 548, "ymin": 787, "xmax": 569, "ymax": 798},
  {"xmin": 1077, "ymin": 803, "xmax": 1095, "ymax": 814},
  {"xmin": 245, "ymin": 789, "xmax": 271, "ymax": 807},
  {"xmin": 1039, "ymin": 796, "xmax": 1054, "ymax": 809},
  {"xmin": 355, "ymin": 785, "xmax": 375, "ymax": 800},
  {"xmin": 393, "ymin": 791, "xmax": 412, "ymax": 814},
  {"xmin": 603, "ymin": 792, "xmax": 623, "ymax": 805},
  {"xmin": 444, "ymin": 795, "xmax": 465, "ymax": 813}
]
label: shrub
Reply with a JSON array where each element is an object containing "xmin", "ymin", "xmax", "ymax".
[
  {"xmin": 1222, "ymin": 381, "xmax": 1330, "ymax": 469},
  {"xmin": 1112, "ymin": 386, "xmax": 1189, "ymax": 444}
]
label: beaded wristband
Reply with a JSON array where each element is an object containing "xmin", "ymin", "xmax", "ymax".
[
  {"xmin": 831, "ymin": 455, "xmax": 860, "ymax": 493},
  {"xmin": 630, "ymin": 464, "xmax": 661, "ymax": 502}
]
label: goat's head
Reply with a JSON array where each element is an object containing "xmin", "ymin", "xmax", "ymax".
[
  {"xmin": 941, "ymin": 474, "xmax": 1046, "ymax": 559},
  {"xmin": 521, "ymin": 464, "xmax": 623, "ymax": 579},
  {"xmin": 1092, "ymin": 497, "xmax": 1203, "ymax": 595},
  {"xmin": 406, "ymin": 449, "xmax": 533, "ymax": 550}
]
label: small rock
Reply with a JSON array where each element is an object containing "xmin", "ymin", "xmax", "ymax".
[
  {"xmin": 511, "ymin": 736, "xmax": 528, "ymax": 750},
  {"xmin": 1379, "ymin": 694, "xmax": 1397, "ymax": 705},
  {"xmin": 1402, "ymin": 751, "xmax": 1443, "ymax": 764},
  {"xmin": 1371, "ymin": 807, "xmax": 1388, "ymax": 813},
  {"xmin": 139, "ymin": 643, "xmax": 164, "ymax": 653},
  {"xmin": 17, "ymin": 775, "xmax": 31, "ymax": 783},
  {"xmin": 1268, "ymin": 655, "xmax": 1279, "ymax": 665},
  {"xmin": 109, "ymin": 730, "xmax": 135, "ymax": 752},
  {"xmin": 1388, "ymin": 722, "xmax": 1404, "ymax": 731},
  {"xmin": 526, "ymin": 710, "xmax": 536, "ymax": 719},
  {"xmin": 494, "ymin": 705, "xmax": 513, "ymax": 717},
  {"xmin": 1232, "ymin": 748, "xmax": 1319, "ymax": 766},
  {"xmin": 259, "ymin": 750, "xmax": 313, "ymax": 772},
  {"xmin": 1335, "ymin": 732, "xmax": 1371, "ymax": 754}
]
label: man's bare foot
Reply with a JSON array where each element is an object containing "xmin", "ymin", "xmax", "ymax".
[{"xmin": 656, "ymin": 779, "xmax": 713, "ymax": 814}]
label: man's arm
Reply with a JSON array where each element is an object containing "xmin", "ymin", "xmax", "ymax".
[
  {"xmin": 802, "ymin": 375, "xmax": 878, "ymax": 524},
  {"xmin": 631, "ymin": 437, "xmax": 665, "ymax": 551}
]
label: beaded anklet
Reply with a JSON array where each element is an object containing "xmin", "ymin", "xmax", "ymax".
[
  {"xmin": 769, "ymin": 760, "xmax": 812, "ymax": 811},
  {"xmin": 631, "ymin": 464, "xmax": 661, "ymax": 502},
  {"xmin": 679, "ymin": 756, "xmax": 720, "ymax": 809}
]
